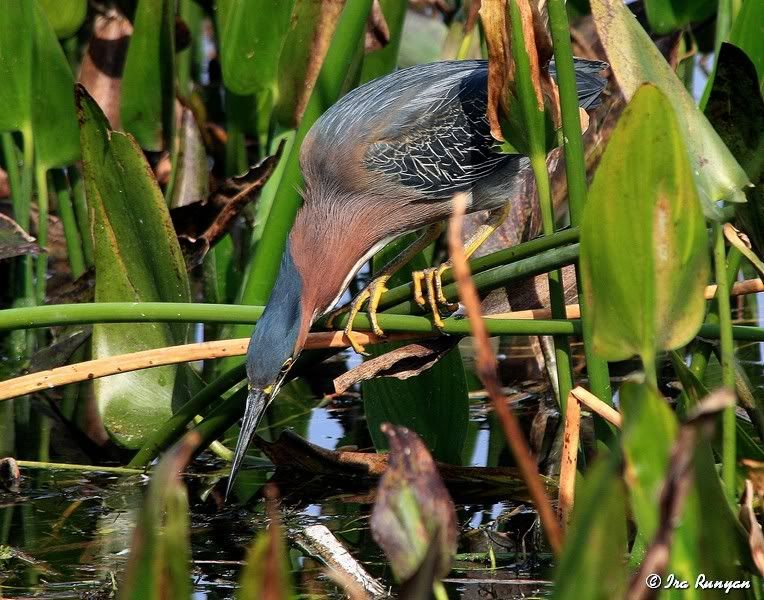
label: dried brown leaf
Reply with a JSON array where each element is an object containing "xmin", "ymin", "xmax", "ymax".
[
  {"xmin": 333, "ymin": 338, "xmax": 454, "ymax": 394},
  {"xmin": 739, "ymin": 480, "xmax": 764, "ymax": 576},
  {"xmin": 479, "ymin": 0, "xmax": 514, "ymax": 140},
  {"xmin": 365, "ymin": 0, "xmax": 390, "ymax": 52},
  {"xmin": 174, "ymin": 140, "xmax": 284, "ymax": 268},
  {"xmin": 0, "ymin": 212, "xmax": 39, "ymax": 260},
  {"xmin": 77, "ymin": 11, "xmax": 132, "ymax": 129}
]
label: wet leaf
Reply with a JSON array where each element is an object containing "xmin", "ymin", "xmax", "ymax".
[
  {"xmin": 218, "ymin": 0, "xmax": 296, "ymax": 97},
  {"xmin": 552, "ymin": 455, "xmax": 628, "ymax": 600},
  {"xmin": 643, "ymin": 0, "xmax": 715, "ymax": 35},
  {"xmin": 78, "ymin": 11, "xmax": 133, "ymax": 130},
  {"xmin": 121, "ymin": 0, "xmax": 175, "ymax": 151},
  {"xmin": 38, "ymin": 0, "xmax": 87, "ymax": 38},
  {"xmin": 0, "ymin": 1, "xmax": 80, "ymax": 169},
  {"xmin": 591, "ymin": 0, "xmax": 751, "ymax": 216},
  {"xmin": 0, "ymin": 213, "xmax": 39, "ymax": 260},
  {"xmin": 77, "ymin": 88, "xmax": 191, "ymax": 448},
  {"xmin": 237, "ymin": 486, "xmax": 294, "ymax": 600},
  {"xmin": 120, "ymin": 433, "xmax": 198, "ymax": 600},
  {"xmin": 580, "ymin": 84, "xmax": 709, "ymax": 363},
  {"xmin": 370, "ymin": 424, "xmax": 457, "ymax": 585}
]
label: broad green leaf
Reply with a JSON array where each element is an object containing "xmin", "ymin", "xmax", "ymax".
[
  {"xmin": 121, "ymin": 0, "xmax": 175, "ymax": 151},
  {"xmin": 591, "ymin": 0, "xmax": 750, "ymax": 217},
  {"xmin": 730, "ymin": 0, "xmax": 764, "ymax": 90},
  {"xmin": 0, "ymin": 1, "xmax": 79, "ymax": 168},
  {"xmin": 218, "ymin": 0, "xmax": 296, "ymax": 96},
  {"xmin": 0, "ymin": 3, "xmax": 33, "ymax": 134},
  {"xmin": 121, "ymin": 435, "xmax": 195, "ymax": 600},
  {"xmin": 363, "ymin": 235, "xmax": 469, "ymax": 465},
  {"xmin": 580, "ymin": 85, "xmax": 709, "ymax": 362},
  {"xmin": 552, "ymin": 455, "xmax": 628, "ymax": 600},
  {"xmin": 38, "ymin": 0, "xmax": 87, "ymax": 38},
  {"xmin": 644, "ymin": 0, "xmax": 716, "ymax": 35},
  {"xmin": 78, "ymin": 89, "xmax": 190, "ymax": 448}
]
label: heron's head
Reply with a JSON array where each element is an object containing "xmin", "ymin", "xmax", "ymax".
[{"xmin": 227, "ymin": 241, "xmax": 311, "ymax": 497}]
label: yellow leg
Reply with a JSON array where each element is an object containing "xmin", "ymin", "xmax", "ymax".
[
  {"xmin": 412, "ymin": 204, "xmax": 511, "ymax": 327},
  {"xmin": 330, "ymin": 223, "xmax": 444, "ymax": 354}
]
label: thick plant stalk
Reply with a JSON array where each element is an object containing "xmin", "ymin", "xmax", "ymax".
[
  {"xmin": 546, "ymin": 0, "xmax": 612, "ymax": 406},
  {"xmin": 448, "ymin": 193, "xmax": 563, "ymax": 556},
  {"xmin": 51, "ymin": 169, "xmax": 85, "ymax": 278},
  {"xmin": 713, "ymin": 222, "xmax": 737, "ymax": 502}
]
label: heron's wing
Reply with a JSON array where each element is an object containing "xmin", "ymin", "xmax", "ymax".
[{"xmin": 363, "ymin": 64, "xmax": 512, "ymax": 200}]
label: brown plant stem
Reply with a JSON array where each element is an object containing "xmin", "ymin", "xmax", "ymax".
[{"xmin": 447, "ymin": 193, "xmax": 563, "ymax": 556}]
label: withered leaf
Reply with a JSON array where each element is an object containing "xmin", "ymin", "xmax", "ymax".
[
  {"xmin": 369, "ymin": 424, "xmax": 457, "ymax": 584},
  {"xmin": 739, "ymin": 480, "xmax": 764, "ymax": 577},
  {"xmin": 365, "ymin": 0, "xmax": 390, "ymax": 52},
  {"xmin": 333, "ymin": 338, "xmax": 455, "ymax": 394},
  {"xmin": 0, "ymin": 212, "xmax": 40, "ymax": 260},
  {"xmin": 173, "ymin": 140, "xmax": 285, "ymax": 268},
  {"xmin": 77, "ymin": 10, "xmax": 132, "ymax": 129}
]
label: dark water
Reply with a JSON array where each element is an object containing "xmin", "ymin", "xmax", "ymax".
[{"xmin": 0, "ymin": 364, "xmax": 556, "ymax": 599}]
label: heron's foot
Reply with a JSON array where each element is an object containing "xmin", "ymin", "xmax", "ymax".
[
  {"xmin": 412, "ymin": 263, "xmax": 459, "ymax": 328},
  {"xmin": 335, "ymin": 275, "xmax": 391, "ymax": 355}
]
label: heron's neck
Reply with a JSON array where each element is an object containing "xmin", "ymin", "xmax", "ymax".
[{"xmin": 288, "ymin": 198, "xmax": 391, "ymax": 321}]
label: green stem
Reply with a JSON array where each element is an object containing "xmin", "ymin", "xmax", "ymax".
[
  {"xmin": 713, "ymin": 222, "xmax": 736, "ymax": 502},
  {"xmin": 530, "ymin": 153, "xmax": 574, "ymax": 410},
  {"xmin": 0, "ymin": 300, "xmax": 582, "ymax": 336},
  {"xmin": 17, "ymin": 460, "xmax": 145, "ymax": 475},
  {"xmin": 34, "ymin": 165, "xmax": 48, "ymax": 304},
  {"xmin": 547, "ymin": 0, "xmax": 612, "ymax": 408},
  {"xmin": 1, "ymin": 133, "xmax": 22, "ymax": 215},
  {"xmin": 51, "ymin": 170, "xmax": 86, "ymax": 278},
  {"xmin": 376, "ymin": 228, "xmax": 579, "ymax": 311},
  {"xmin": 380, "ymin": 243, "xmax": 580, "ymax": 316},
  {"xmin": 508, "ymin": 0, "xmax": 573, "ymax": 411},
  {"xmin": 68, "ymin": 167, "xmax": 94, "ymax": 267},
  {"xmin": 129, "ymin": 362, "xmax": 246, "ymax": 467}
]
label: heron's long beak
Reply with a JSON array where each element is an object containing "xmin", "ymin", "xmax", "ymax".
[{"xmin": 225, "ymin": 387, "xmax": 271, "ymax": 500}]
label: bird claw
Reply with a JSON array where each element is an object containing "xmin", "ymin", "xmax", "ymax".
[
  {"xmin": 335, "ymin": 276, "xmax": 390, "ymax": 355},
  {"xmin": 412, "ymin": 263, "xmax": 458, "ymax": 328}
]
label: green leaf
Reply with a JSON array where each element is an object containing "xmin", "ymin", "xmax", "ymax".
[
  {"xmin": 38, "ymin": 0, "xmax": 87, "ymax": 38},
  {"xmin": 580, "ymin": 85, "xmax": 709, "ymax": 363},
  {"xmin": 730, "ymin": 0, "xmax": 764, "ymax": 90},
  {"xmin": 644, "ymin": 0, "xmax": 716, "ymax": 35},
  {"xmin": 77, "ymin": 88, "xmax": 190, "ymax": 448},
  {"xmin": 552, "ymin": 455, "xmax": 628, "ymax": 600},
  {"xmin": 591, "ymin": 0, "xmax": 751, "ymax": 217},
  {"xmin": 0, "ymin": 1, "xmax": 79, "ymax": 168},
  {"xmin": 218, "ymin": 0, "xmax": 296, "ymax": 96},
  {"xmin": 121, "ymin": 0, "xmax": 175, "ymax": 151}
]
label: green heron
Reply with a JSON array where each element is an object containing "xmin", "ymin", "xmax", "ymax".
[{"xmin": 227, "ymin": 58, "xmax": 606, "ymax": 494}]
